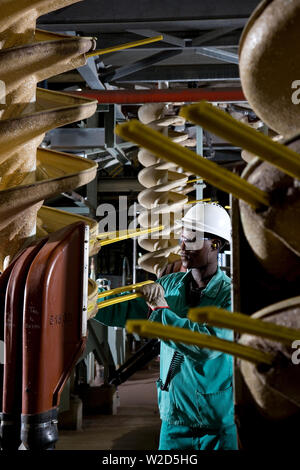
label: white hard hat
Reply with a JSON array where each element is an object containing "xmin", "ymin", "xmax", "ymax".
[{"xmin": 177, "ymin": 202, "xmax": 231, "ymax": 243}]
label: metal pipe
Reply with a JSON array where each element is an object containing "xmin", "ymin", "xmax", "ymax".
[{"xmin": 72, "ymin": 88, "xmax": 246, "ymax": 104}]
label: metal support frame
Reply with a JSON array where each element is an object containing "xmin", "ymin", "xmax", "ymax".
[
  {"xmin": 203, "ymin": 129, "xmax": 215, "ymax": 159},
  {"xmin": 132, "ymin": 202, "xmax": 138, "ymax": 285},
  {"xmin": 118, "ymin": 63, "xmax": 240, "ymax": 83},
  {"xmin": 54, "ymin": 207, "xmax": 90, "ymax": 214},
  {"xmin": 38, "ymin": 19, "xmax": 252, "ymax": 33},
  {"xmin": 82, "ymin": 320, "xmax": 116, "ymax": 384},
  {"xmin": 37, "ymin": 0, "xmax": 260, "ymax": 32},
  {"xmin": 86, "ymin": 176, "xmax": 98, "ymax": 219},
  {"xmin": 192, "ymin": 27, "xmax": 241, "ymax": 47},
  {"xmin": 104, "ymin": 104, "xmax": 131, "ymax": 164},
  {"xmin": 127, "ymin": 26, "xmax": 241, "ymax": 49},
  {"xmin": 195, "ymin": 126, "xmax": 206, "ymax": 200},
  {"xmin": 77, "ymin": 57, "xmax": 106, "ymax": 90},
  {"xmin": 196, "ymin": 47, "xmax": 239, "ymax": 64},
  {"xmin": 85, "ymin": 29, "xmax": 242, "ymax": 53},
  {"xmin": 101, "ymin": 50, "xmax": 182, "ymax": 83},
  {"xmin": 97, "ymin": 178, "xmax": 143, "ymax": 192},
  {"xmin": 104, "ymin": 104, "xmax": 116, "ymax": 148},
  {"xmin": 61, "ymin": 191, "xmax": 96, "ymax": 214},
  {"xmin": 47, "ymin": 128, "xmax": 106, "ymax": 150}
]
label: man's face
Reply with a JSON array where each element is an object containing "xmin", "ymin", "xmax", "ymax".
[{"xmin": 179, "ymin": 229, "xmax": 216, "ymax": 269}]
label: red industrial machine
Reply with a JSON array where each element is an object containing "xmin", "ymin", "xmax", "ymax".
[
  {"xmin": 1, "ymin": 240, "xmax": 47, "ymax": 450},
  {"xmin": 0, "ymin": 222, "xmax": 89, "ymax": 450}
]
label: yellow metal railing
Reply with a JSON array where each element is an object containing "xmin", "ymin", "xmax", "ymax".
[
  {"xmin": 188, "ymin": 306, "xmax": 300, "ymax": 347},
  {"xmin": 115, "ymin": 120, "xmax": 270, "ymax": 210},
  {"xmin": 180, "ymin": 101, "xmax": 300, "ymax": 180},
  {"xmin": 125, "ymin": 320, "xmax": 274, "ymax": 365},
  {"xmin": 87, "ymin": 35, "xmax": 163, "ymax": 57},
  {"xmin": 187, "ymin": 198, "xmax": 212, "ymax": 204},
  {"xmin": 95, "ymin": 225, "xmax": 164, "ymax": 246},
  {"xmin": 97, "ymin": 280, "xmax": 154, "ymax": 309}
]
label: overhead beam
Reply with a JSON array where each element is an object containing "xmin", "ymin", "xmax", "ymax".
[
  {"xmin": 101, "ymin": 50, "xmax": 182, "ymax": 82},
  {"xmin": 112, "ymin": 63, "xmax": 240, "ymax": 83},
  {"xmin": 89, "ymin": 30, "xmax": 243, "ymax": 51},
  {"xmin": 38, "ymin": 0, "xmax": 261, "ymax": 31},
  {"xmin": 73, "ymin": 87, "xmax": 246, "ymax": 103},
  {"xmin": 37, "ymin": 19, "xmax": 251, "ymax": 33}
]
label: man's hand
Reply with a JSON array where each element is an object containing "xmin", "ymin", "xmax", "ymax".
[{"xmin": 136, "ymin": 283, "xmax": 168, "ymax": 310}]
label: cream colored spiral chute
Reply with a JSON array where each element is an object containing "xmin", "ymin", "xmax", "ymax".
[
  {"xmin": 237, "ymin": 0, "xmax": 300, "ymax": 283},
  {"xmin": 137, "ymin": 103, "xmax": 196, "ymax": 277},
  {"xmin": 0, "ymin": 0, "xmax": 99, "ymax": 271},
  {"xmin": 239, "ymin": 0, "xmax": 300, "ymax": 139}
]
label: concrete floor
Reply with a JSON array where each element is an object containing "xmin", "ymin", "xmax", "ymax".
[{"xmin": 56, "ymin": 362, "xmax": 161, "ymax": 451}]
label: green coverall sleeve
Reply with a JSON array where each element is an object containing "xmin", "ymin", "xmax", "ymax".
[
  {"xmin": 94, "ymin": 289, "xmax": 149, "ymax": 328},
  {"xmin": 149, "ymin": 294, "xmax": 233, "ymax": 362}
]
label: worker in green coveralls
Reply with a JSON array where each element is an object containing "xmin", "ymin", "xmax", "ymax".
[{"xmin": 94, "ymin": 202, "xmax": 238, "ymax": 450}]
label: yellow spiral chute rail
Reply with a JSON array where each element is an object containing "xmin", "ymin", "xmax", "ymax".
[
  {"xmin": 188, "ymin": 177, "xmax": 205, "ymax": 183},
  {"xmin": 180, "ymin": 102, "xmax": 300, "ymax": 180},
  {"xmin": 187, "ymin": 198, "xmax": 219, "ymax": 204},
  {"xmin": 97, "ymin": 280, "xmax": 154, "ymax": 309},
  {"xmin": 97, "ymin": 293, "xmax": 144, "ymax": 310},
  {"xmin": 188, "ymin": 307, "xmax": 300, "ymax": 346},
  {"xmin": 187, "ymin": 198, "xmax": 212, "ymax": 204},
  {"xmin": 97, "ymin": 229, "xmax": 143, "ymax": 239},
  {"xmin": 87, "ymin": 35, "xmax": 163, "ymax": 57},
  {"xmin": 98, "ymin": 280, "xmax": 154, "ymax": 299},
  {"xmin": 125, "ymin": 320, "xmax": 274, "ymax": 365},
  {"xmin": 115, "ymin": 120, "xmax": 270, "ymax": 210},
  {"xmin": 96, "ymin": 225, "xmax": 165, "ymax": 246},
  {"xmin": 37, "ymin": 211, "xmax": 164, "ymax": 255},
  {"xmin": 88, "ymin": 303, "xmax": 97, "ymax": 315}
]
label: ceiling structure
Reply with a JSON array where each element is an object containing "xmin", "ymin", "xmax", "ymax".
[
  {"xmin": 38, "ymin": 0, "xmax": 260, "ymax": 87},
  {"xmin": 38, "ymin": 0, "xmax": 262, "ymax": 205}
]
